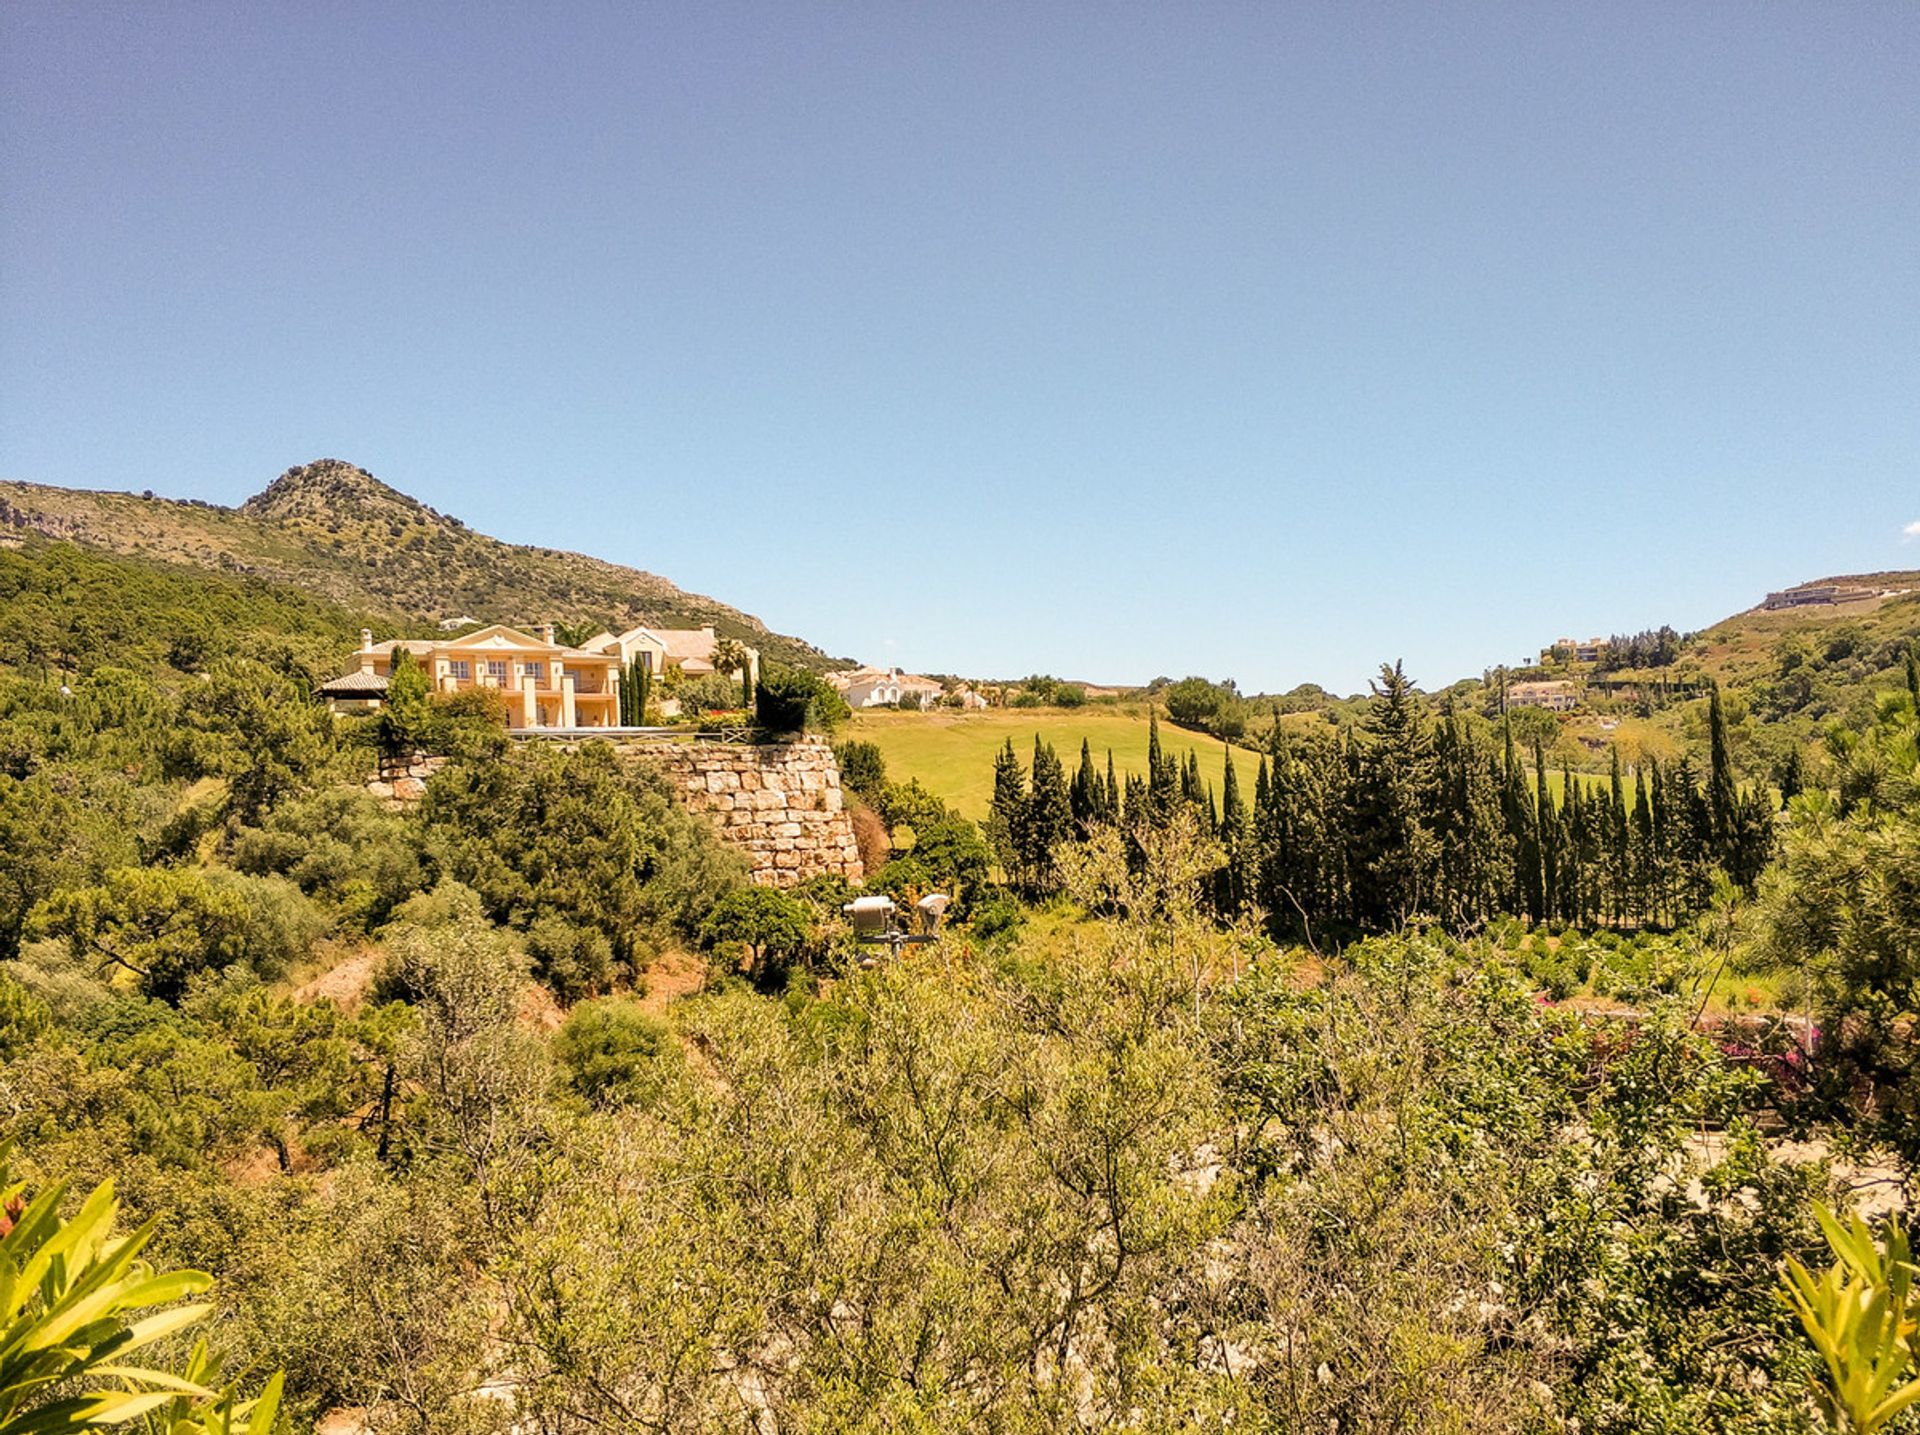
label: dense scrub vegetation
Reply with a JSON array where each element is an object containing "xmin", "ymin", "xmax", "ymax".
[{"xmin": 3, "ymin": 535, "xmax": 1919, "ymax": 1429}]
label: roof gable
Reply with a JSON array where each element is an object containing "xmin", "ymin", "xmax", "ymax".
[
  {"xmin": 612, "ymin": 624, "xmax": 669, "ymax": 650},
  {"xmin": 451, "ymin": 624, "xmax": 552, "ymax": 651}
]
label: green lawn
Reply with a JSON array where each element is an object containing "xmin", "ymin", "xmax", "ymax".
[{"xmin": 846, "ymin": 706, "xmax": 1265, "ymax": 820}]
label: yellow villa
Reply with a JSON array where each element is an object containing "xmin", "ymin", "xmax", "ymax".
[
  {"xmin": 318, "ymin": 624, "xmax": 624, "ymax": 730},
  {"xmin": 577, "ymin": 622, "xmax": 759, "ymax": 687}
]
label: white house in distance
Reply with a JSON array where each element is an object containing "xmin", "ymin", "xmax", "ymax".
[{"xmin": 830, "ymin": 665, "xmax": 945, "ymax": 709}]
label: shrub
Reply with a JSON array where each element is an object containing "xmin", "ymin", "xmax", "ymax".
[
  {"xmin": 421, "ymin": 742, "xmax": 746, "ymax": 966},
  {"xmin": 675, "ymin": 673, "xmax": 741, "ymax": 715},
  {"xmin": 833, "ymin": 740, "xmax": 888, "ymax": 801},
  {"xmin": 554, "ymin": 997, "xmax": 678, "ymax": 1108},
  {"xmin": 966, "ymin": 889, "xmax": 1024, "ymax": 945},
  {"xmin": 699, "ymin": 886, "xmax": 814, "ymax": 986},
  {"xmin": 525, "ymin": 915, "xmax": 616, "ymax": 1004},
  {"xmin": 755, "ymin": 665, "xmax": 847, "ymax": 735},
  {"xmin": 903, "ymin": 817, "xmax": 991, "ymax": 912}
]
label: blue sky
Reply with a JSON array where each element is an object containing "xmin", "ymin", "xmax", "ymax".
[{"xmin": 4, "ymin": 4, "xmax": 1916, "ymax": 693}]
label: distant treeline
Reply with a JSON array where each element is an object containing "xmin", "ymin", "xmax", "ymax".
[
  {"xmin": 988, "ymin": 662, "xmax": 1775, "ymax": 941},
  {"xmin": 1587, "ymin": 625, "xmax": 1690, "ymax": 673}
]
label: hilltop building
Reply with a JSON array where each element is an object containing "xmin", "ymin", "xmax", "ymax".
[
  {"xmin": 1762, "ymin": 582, "xmax": 1880, "ymax": 611},
  {"xmin": 318, "ymin": 625, "xmax": 623, "ymax": 729},
  {"xmin": 1541, "ymin": 636, "xmax": 1610, "ymax": 665}
]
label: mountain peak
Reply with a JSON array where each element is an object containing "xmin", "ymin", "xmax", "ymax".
[{"xmin": 241, "ymin": 459, "xmax": 452, "ymax": 528}]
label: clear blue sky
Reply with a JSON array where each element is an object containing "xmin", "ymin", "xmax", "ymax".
[{"xmin": 4, "ymin": 4, "xmax": 1916, "ymax": 693}]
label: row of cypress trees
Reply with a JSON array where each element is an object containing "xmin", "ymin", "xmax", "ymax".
[
  {"xmin": 985, "ymin": 664, "xmax": 1775, "ymax": 938},
  {"xmin": 617, "ymin": 656, "xmax": 652, "ymax": 725}
]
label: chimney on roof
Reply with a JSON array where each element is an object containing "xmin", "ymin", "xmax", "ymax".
[
  {"xmin": 360, "ymin": 628, "xmax": 372, "ymax": 650},
  {"xmin": 538, "ymin": 623, "xmax": 555, "ymax": 644}
]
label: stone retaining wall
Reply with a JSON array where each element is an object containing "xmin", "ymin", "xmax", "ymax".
[
  {"xmin": 612, "ymin": 736, "xmax": 864, "ymax": 888},
  {"xmin": 363, "ymin": 737, "xmax": 862, "ymax": 889}
]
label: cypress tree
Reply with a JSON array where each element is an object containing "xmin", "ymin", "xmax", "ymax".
[
  {"xmin": 1220, "ymin": 749, "xmax": 1247, "ymax": 841},
  {"xmin": 987, "ymin": 739, "xmax": 1028, "ymax": 884},
  {"xmin": 1070, "ymin": 738, "xmax": 1100, "ymax": 828},
  {"xmin": 1909, "ymin": 644, "xmax": 1920, "ymax": 713},
  {"xmin": 1023, "ymin": 737, "xmax": 1074, "ymax": 894},
  {"xmin": 1706, "ymin": 683, "xmax": 1739, "ymax": 865},
  {"xmin": 620, "ymin": 655, "xmax": 652, "ymax": 725},
  {"xmin": 1533, "ymin": 741, "xmax": 1557, "ymax": 923},
  {"xmin": 1147, "ymin": 712, "xmax": 1179, "ymax": 822},
  {"xmin": 1607, "ymin": 746, "xmax": 1629, "ymax": 925},
  {"xmin": 1502, "ymin": 718, "xmax": 1541, "ymax": 921},
  {"xmin": 1347, "ymin": 661, "xmax": 1438, "ymax": 929},
  {"xmin": 1182, "ymin": 749, "xmax": 1206, "ymax": 807},
  {"xmin": 1105, "ymin": 750, "xmax": 1121, "ymax": 822},
  {"xmin": 1632, "ymin": 763, "xmax": 1653, "ymax": 925}
]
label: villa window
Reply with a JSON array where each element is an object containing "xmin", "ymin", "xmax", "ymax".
[
  {"xmin": 448, "ymin": 660, "xmax": 471, "ymax": 681},
  {"xmin": 522, "ymin": 661, "xmax": 543, "ymax": 681},
  {"xmin": 486, "ymin": 660, "xmax": 508, "ymax": 681}
]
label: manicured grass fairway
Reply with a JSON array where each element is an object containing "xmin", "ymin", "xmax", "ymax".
[{"xmin": 846, "ymin": 706, "xmax": 1265, "ymax": 821}]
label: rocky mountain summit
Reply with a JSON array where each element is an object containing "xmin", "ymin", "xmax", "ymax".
[{"xmin": 0, "ymin": 460, "xmax": 839, "ymax": 669}]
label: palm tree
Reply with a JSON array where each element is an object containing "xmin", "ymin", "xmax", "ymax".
[{"xmin": 711, "ymin": 638, "xmax": 750, "ymax": 709}]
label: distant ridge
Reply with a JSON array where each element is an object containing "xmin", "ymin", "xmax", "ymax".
[{"xmin": 0, "ymin": 459, "xmax": 844, "ymax": 670}]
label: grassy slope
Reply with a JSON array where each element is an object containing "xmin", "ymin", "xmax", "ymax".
[
  {"xmin": 849, "ymin": 706, "xmax": 1268, "ymax": 820},
  {"xmin": 0, "ymin": 459, "xmax": 843, "ymax": 671}
]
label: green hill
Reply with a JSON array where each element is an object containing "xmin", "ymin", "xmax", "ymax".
[{"xmin": 0, "ymin": 459, "xmax": 843, "ymax": 671}]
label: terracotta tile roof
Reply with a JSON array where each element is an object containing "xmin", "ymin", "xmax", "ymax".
[{"xmin": 317, "ymin": 669, "xmax": 390, "ymax": 696}]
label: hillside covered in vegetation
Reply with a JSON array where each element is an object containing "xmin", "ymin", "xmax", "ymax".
[
  {"xmin": 4, "ymin": 495, "xmax": 1920, "ymax": 1431},
  {"xmin": 0, "ymin": 458, "xmax": 843, "ymax": 671}
]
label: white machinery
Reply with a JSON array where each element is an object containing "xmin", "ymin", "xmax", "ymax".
[{"xmin": 843, "ymin": 892, "xmax": 951, "ymax": 959}]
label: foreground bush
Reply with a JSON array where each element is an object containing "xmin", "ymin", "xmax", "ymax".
[{"xmin": 0, "ymin": 1151, "xmax": 282, "ymax": 1433}]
